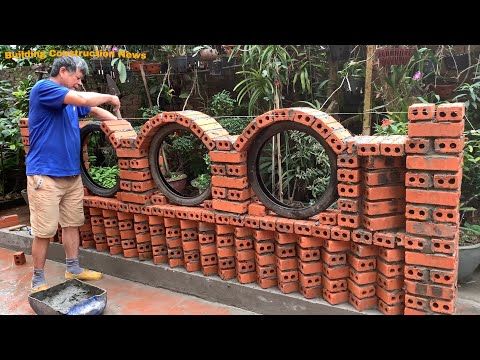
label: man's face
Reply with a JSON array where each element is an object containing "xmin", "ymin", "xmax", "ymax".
[{"xmin": 60, "ymin": 67, "xmax": 84, "ymax": 90}]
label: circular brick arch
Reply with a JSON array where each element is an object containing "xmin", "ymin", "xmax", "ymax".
[
  {"xmin": 233, "ymin": 107, "xmax": 352, "ymax": 155},
  {"xmin": 136, "ymin": 111, "xmax": 229, "ymax": 152}
]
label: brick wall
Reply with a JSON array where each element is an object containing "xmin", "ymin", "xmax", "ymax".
[{"xmin": 19, "ymin": 102, "xmax": 465, "ymax": 314}]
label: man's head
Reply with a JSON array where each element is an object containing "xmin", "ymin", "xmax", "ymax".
[{"xmin": 50, "ymin": 56, "xmax": 89, "ymax": 90}]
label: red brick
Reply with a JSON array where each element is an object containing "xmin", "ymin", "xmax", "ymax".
[
  {"xmin": 408, "ymin": 121, "xmax": 464, "ymax": 137},
  {"xmin": 408, "ymin": 103, "xmax": 435, "ymax": 121},
  {"xmin": 404, "ymin": 279, "xmax": 455, "ymax": 300},
  {"xmin": 351, "ymin": 229, "xmax": 373, "ymax": 244},
  {"xmin": 363, "ymin": 199, "xmax": 405, "ymax": 216},
  {"xmin": 405, "ymin": 138, "xmax": 431, "ymax": 154},
  {"xmin": 364, "ymin": 169, "xmax": 403, "ymax": 186},
  {"xmin": 405, "ymin": 251, "xmax": 456, "ymax": 270},
  {"xmin": 323, "ymin": 288, "xmax": 348, "ymax": 305},
  {"xmin": 434, "ymin": 138, "xmax": 464, "ymax": 154},
  {"xmin": 436, "ymin": 103, "xmax": 465, "ymax": 121}
]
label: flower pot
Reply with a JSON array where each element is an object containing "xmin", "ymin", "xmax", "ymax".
[
  {"xmin": 168, "ymin": 56, "xmax": 194, "ymax": 73},
  {"xmin": 129, "ymin": 60, "xmax": 144, "ymax": 72},
  {"xmin": 444, "ymin": 53, "xmax": 469, "ymax": 71},
  {"xmin": 167, "ymin": 174, "xmax": 187, "ymax": 193},
  {"xmin": 458, "ymin": 242, "xmax": 480, "ymax": 283},
  {"xmin": 199, "ymin": 48, "xmax": 218, "ymax": 61},
  {"xmin": 144, "ymin": 63, "xmax": 161, "ymax": 74},
  {"xmin": 431, "ymin": 83, "xmax": 457, "ymax": 100},
  {"xmin": 329, "ymin": 45, "xmax": 352, "ymax": 61},
  {"xmin": 376, "ymin": 47, "xmax": 415, "ymax": 67},
  {"xmin": 210, "ymin": 59, "xmax": 223, "ymax": 76}
]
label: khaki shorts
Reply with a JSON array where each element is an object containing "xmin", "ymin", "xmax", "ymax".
[{"xmin": 27, "ymin": 175, "xmax": 85, "ymax": 238}]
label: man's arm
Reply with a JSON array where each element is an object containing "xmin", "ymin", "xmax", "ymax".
[
  {"xmin": 89, "ymin": 107, "xmax": 118, "ymax": 121},
  {"xmin": 64, "ymin": 90, "xmax": 121, "ymax": 111}
]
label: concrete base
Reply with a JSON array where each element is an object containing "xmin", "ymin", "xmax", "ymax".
[{"xmin": 0, "ymin": 226, "xmax": 377, "ymax": 315}]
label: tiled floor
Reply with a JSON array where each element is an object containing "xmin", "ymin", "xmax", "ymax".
[{"xmin": 0, "ymin": 247, "xmax": 254, "ymax": 315}]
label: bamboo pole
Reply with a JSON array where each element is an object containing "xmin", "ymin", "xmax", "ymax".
[{"xmin": 362, "ymin": 45, "xmax": 375, "ymax": 135}]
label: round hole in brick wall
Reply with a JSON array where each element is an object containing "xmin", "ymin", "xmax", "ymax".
[
  {"xmin": 419, "ymin": 143, "xmax": 425, "ymax": 149},
  {"xmin": 450, "ymin": 143, "xmax": 457, "ymax": 148},
  {"xmin": 439, "ymin": 143, "xmax": 446, "ymax": 148}
]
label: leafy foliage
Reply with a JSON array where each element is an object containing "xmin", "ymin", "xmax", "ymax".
[
  {"xmin": 210, "ymin": 90, "xmax": 236, "ymax": 117},
  {"xmin": 89, "ymin": 165, "xmax": 119, "ymax": 188}
]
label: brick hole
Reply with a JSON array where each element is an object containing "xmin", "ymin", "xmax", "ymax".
[
  {"xmin": 412, "ymin": 109, "xmax": 419, "ymax": 116},
  {"xmin": 438, "ymin": 179, "xmax": 444, "ymax": 184},
  {"xmin": 408, "ymin": 210, "xmax": 414, "ymax": 215},
  {"xmin": 419, "ymin": 210, "xmax": 425, "ymax": 216},
  {"xmin": 451, "ymin": 111, "xmax": 458, "ymax": 118},
  {"xmin": 419, "ymin": 178, "xmax": 425, "ymax": 183},
  {"xmin": 448, "ymin": 178, "xmax": 456, "ymax": 184},
  {"xmin": 450, "ymin": 143, "xmax": 457, "ymax": 149},
  {"xmin": 438, "ymin": 111, "xmax": 447, "ymax": 118},
  {"xmin": 361, "ymin": 147, "xmax": 366, "ymax": 152}
]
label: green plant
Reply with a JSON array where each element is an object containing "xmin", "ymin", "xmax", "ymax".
[
  {"xmin": 453, "ymin": 70, "xmax": 480, "ymax": 129},
  {"xmin": 0, "ymin": 79, "xmax": 26, "ymax": 197},
  {"xmin": 89, "ymin": 165, "xmax": 119, "ymax": 188},
  {"xmin": 191, "ymin": 173, "xmax": 211, "ymax": 191},
  {"xmin": 373, "ymin": 47, "xmax": 437, "ymax": 134},
  {"xmin": 210, "ymin": 90, "xmax": 236, "ymax": 117},
  {"xmin": 217, "ymin": 117, "xmax": 251, "ymax": 135},
  {"xmin": 140, "ymin": 105, "xmax": 162, "ymax": 119},
  {"xmin": 460, "ymin": 223, "xmax": 480, "ymax": 246},
  {"xmin": 460, "ymin": 129, "xmax": 480, "ymax": 219},
  {"xmin": 258, "ymin": 130, "xmax": 331, "ymax": 205}
]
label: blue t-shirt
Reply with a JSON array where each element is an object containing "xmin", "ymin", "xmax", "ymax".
[{"xmin": 26, "ymin": 79, "xmax": 91, "ymax": 176}]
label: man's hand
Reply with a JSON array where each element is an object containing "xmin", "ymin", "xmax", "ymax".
[{"xmin": 110, "ymin": 95, "xmax": 121, "ymax": 112}]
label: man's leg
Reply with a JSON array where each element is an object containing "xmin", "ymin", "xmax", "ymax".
[
  {"xmin": 31, "ymin": 236, "xmax": 51, "ymax": 288},
  {"xmin": 27, "ymin": 175, "xmax": 60, "ymax": 291},
  {"xmin": 60, "ymin": 176, "xmax": 102, "ymax": 280}
]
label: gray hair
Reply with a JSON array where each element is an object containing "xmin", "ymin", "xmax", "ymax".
[{"xmin": 50, "ymin": 56, "xmax": 89, "ymax": 77}]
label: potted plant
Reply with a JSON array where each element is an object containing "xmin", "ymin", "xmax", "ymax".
[
  {"xmin": 339, "ymin": 60, "xmax": 365, "ymax": 105},
  {"xmin": 458, "ymin": 224, "xmax": 480, "ymax": 283},
  {"xmin": 193, "ymin": 45, "xmax": 218, "ymax": 61},
  {"xmin": 162, "ymin": 45, "xmax": 195, "ymax": 73},
  {"xmin": 376, "ymin": 45, "xmax": 416, "ymax": 67},
  {"xmin": 191, "ymin": 173, "xmax": 211, "ymax": 194}
]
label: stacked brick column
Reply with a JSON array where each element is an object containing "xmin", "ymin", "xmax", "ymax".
[
  {"xmin": 198, "ymin": 221, "xmax": 218, "ymax": 276},
  {"xmin": 118, "ymin": 211, "xmax": 138, "ymax": 258},
  {"xmin": 376, "ymin": 247, "xmax": 405, "ymax": 315},
  {"xmin": 234, "ymin": 226, "xmax": 256, "ymax": 284},
  {"xmin": 361, "ymin": 155, "xmax": 405, "ymax": 233},
  {"xmin": 89, "ymin": 207, "xmax": 108, "ymax": 251},
  {"xmin": 164, "ymin": 216, "xmax": 183, "ymax": 267},
  {"xmin": 297, "ymin": 232, "xmax": 323, "ymax": 299},
  {"xmin": 103, "ymin": 209, "xmax": 122, "ymax": 255},
  {"xmin": 149, "ymin": 214, "xmax": 167, "ymax": 264},
  {"xmin": 180, "ymin": 219, "xmax": 201, "ymax": 272},
  {"xmin": 403, "ymin": 103, "xmax": 464, "ymax": 315},
  {"xmin": 80, "ymin": 206, "xmax": 94, "ymax": 249},
  {"xmin": 321, "ymin": 236, "xmax": 350, "ymax": 305},
  {"xmin": 211, "ymin": 150, "xmax": 250, "ymax": 215},
  {"xmin": 253, "ymin": 226, "xmax": 277, "ymax": 289},
  {"xmin": 216, "ymin": 224, "xmax": 236, "ymax": 280},
  {"xmin": 347, "ymin": 242, "xmax": 378, "ymax": 311},
  {"xmin": 134, "ymin": 214, "xmax": 152, "ymax": 261}
]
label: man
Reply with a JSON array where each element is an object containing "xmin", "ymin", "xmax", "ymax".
[{"xmin": 27, "ymin": 56, "xmax": 121, "ymax": 292}]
